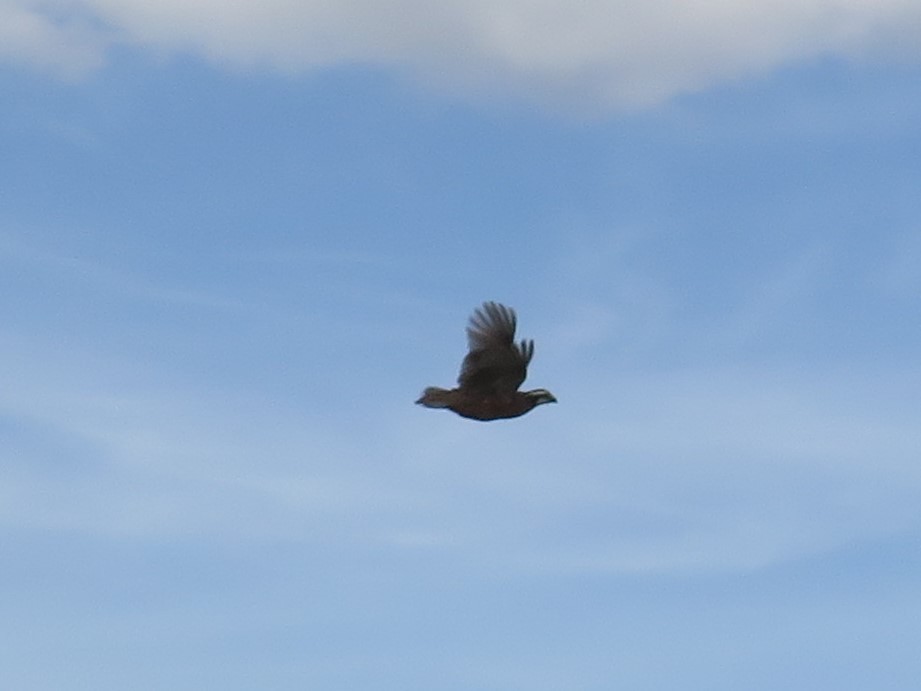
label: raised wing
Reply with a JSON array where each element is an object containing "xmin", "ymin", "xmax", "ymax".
[{"xmin": 457, "ymin": 302, "xmax": 534, "ymax": 395}]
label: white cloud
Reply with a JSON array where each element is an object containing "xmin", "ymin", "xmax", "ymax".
[
  {"xmin": 5, "ymin": 0, "xmax": 921, "ymax": 110},
  {"xmin": 0, "ymin": 0, "xmax": 106, "ymax": 75}
]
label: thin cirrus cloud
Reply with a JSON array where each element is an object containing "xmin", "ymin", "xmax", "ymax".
[{"xmin": 7, "ymin": 0, "xmax": 921, "ymax": 109}]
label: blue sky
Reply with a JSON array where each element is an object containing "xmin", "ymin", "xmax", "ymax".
[{"xmin": 3, "ymin": 1, "xmax": 921, "ymax": 689}]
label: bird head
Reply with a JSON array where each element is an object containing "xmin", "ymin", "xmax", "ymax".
[{"xmin": 525, "ymin": 389, "xmax": 557, "ymax": 407}]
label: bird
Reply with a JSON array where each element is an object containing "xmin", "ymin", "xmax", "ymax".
[{"xmin": 416, "ymin": 301, "xmax": 557, "ymax": 421}]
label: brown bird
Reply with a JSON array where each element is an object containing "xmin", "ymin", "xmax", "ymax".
[{"xmin": 416, "ymin": 301, "xmax": 557, "ymax": 421}]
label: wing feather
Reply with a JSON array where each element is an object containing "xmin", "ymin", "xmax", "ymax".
[{"xmin": 458, "ymin": 302, "xmax": 532, "ymax": 394}]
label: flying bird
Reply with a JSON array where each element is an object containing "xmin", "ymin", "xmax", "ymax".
[{"xmin": 416, "ymin": 302, "xmax": 557, "ymax": 421}]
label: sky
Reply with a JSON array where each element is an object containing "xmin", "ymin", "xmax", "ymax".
[{"xmin": 3, "ymin": 0, "xmax": 921, "ymax": 688}]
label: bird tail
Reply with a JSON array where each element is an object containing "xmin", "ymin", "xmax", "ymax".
[{"xmin": 415, "ymin": 387, "xmax": 454, "ymax": 408}]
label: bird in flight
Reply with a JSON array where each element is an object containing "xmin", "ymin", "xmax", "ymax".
[{"xmin": 416, "ymin": 301, "xmax": 557, "ymax": 421}]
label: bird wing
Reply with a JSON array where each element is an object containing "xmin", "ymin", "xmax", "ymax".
[{"xmin": 457, "ymin": 302, "xmax": 534, "ymax": 394}]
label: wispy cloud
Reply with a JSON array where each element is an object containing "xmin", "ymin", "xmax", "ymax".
[
  {"xmin": 0, "ymin": 1, "xmax": 107, "ymax": 76},
  {"xmin": 0, "ymin": 340, "xmax": 387, "ymax": 540},
  {"xmin": 6, "ymin": 0, "xmax": 921, "ymax": 110},
  {"xmin": 3, "ymin": 220, "xmax": 920, "ymax": 577},
  {"xmin": 3, "ymin": 313, "xmax": 920, "ymax": 577},
  {"xmin": 0, "ymin": 232, "xmax": 251, "ymax": 313}
]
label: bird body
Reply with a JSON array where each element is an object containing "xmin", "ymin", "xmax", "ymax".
[{"xmin": 416, "ymin": 302, "xmax": 556, "ymax": 421}]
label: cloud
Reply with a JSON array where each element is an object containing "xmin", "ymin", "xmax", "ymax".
[
  {"xmin": 543, "ymin": 363, "xmax": 921, "ymax": 572},
  {"xmin": 2, "ymin": 228, "xmax": 919, "ymax": 575},
  {"xmin": 5, "ymin": 223, "xmax": 920, "ymax": 578},
  {"xmin": 6, "ymin": 0, "xmax": 921, "ymax": 110},
  {"xmin": 3, "ymin": 311, "xmax": 921, "ymax": 578},
  {"xmin": 0, "ymin": 0, "xmax": 107, "ymax": 75}
]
